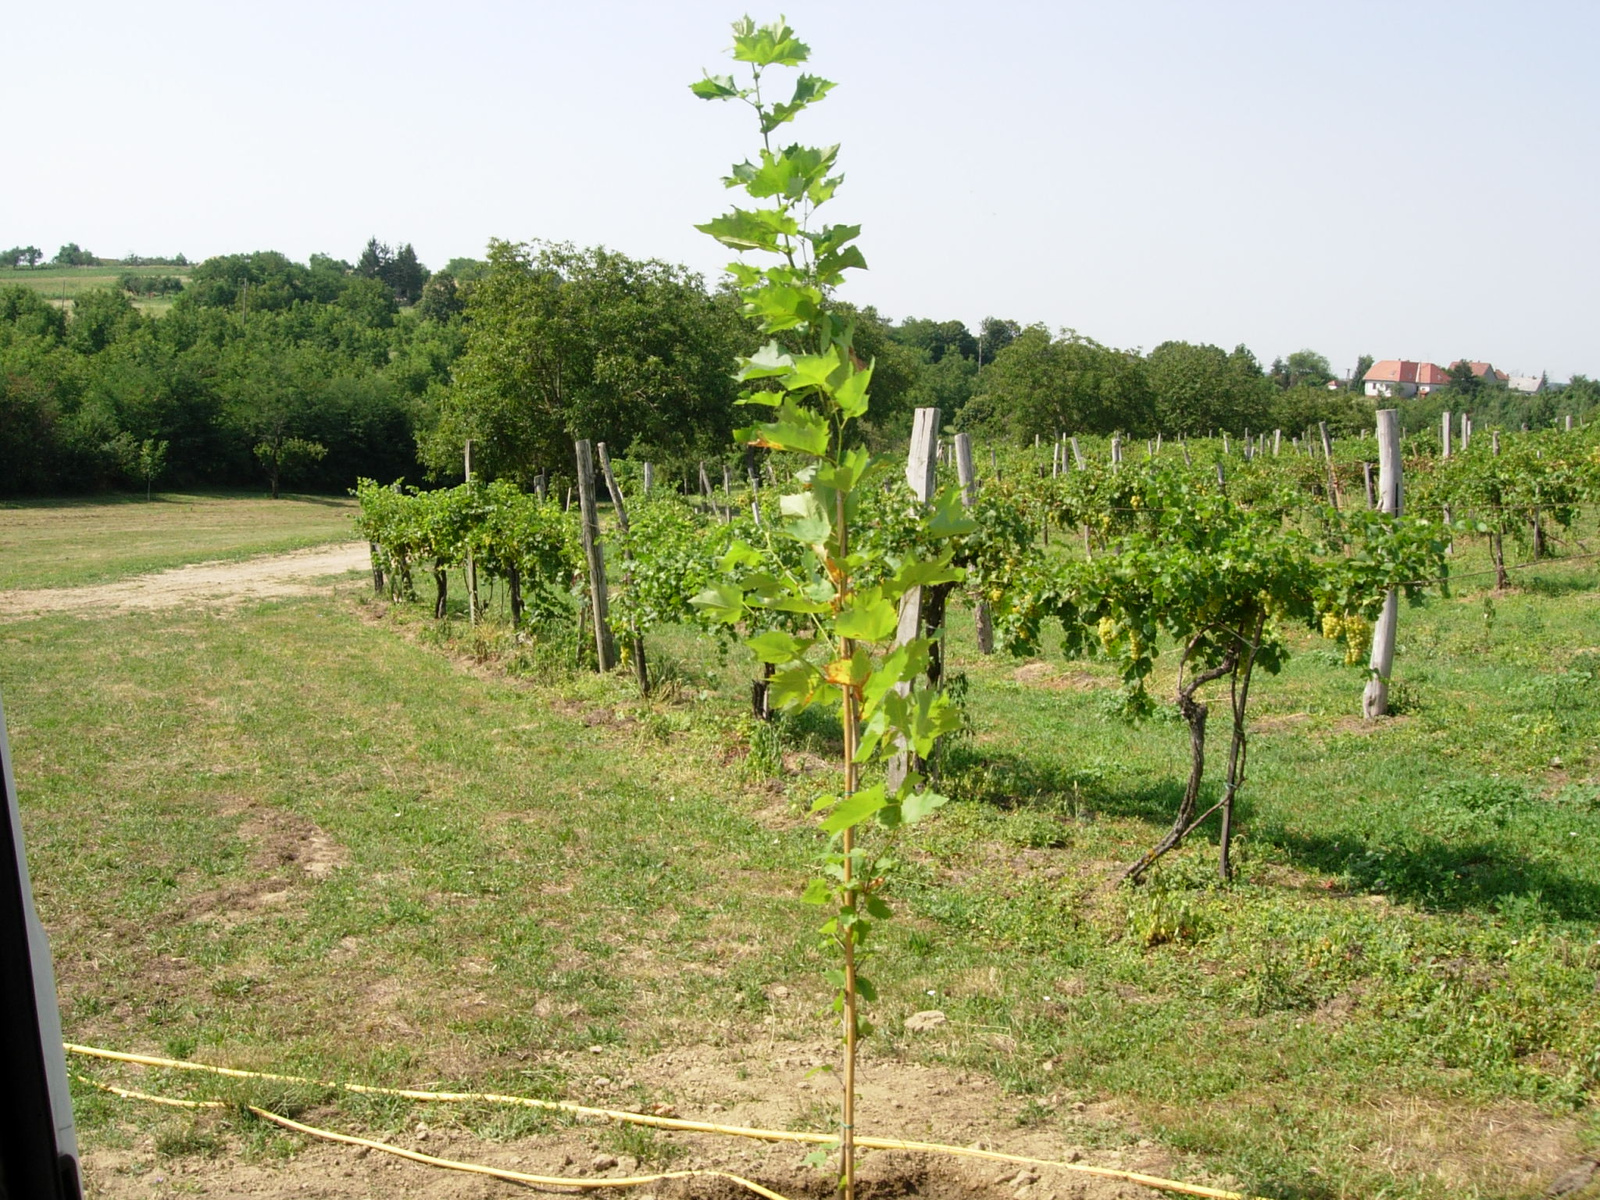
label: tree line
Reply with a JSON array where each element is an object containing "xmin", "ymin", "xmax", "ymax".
[{"xmin": 3, "ymin": 238, "xmax": 1595, "ymax": 497}]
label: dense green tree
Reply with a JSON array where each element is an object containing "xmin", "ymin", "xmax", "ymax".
[
  {"xmin": 977, "ymin": 315, "xmax": 1020, "ymax": 364},
  {"xmin": 1, "ymin": 285, "xmax": 68, "ymax": 341},
  {"xmin": 53, "ymin": 243, "xmax": 98, "ymax": 266},
  {"xmin": 1146, "ymin": 340, "xmax": 1274, "ymax": 435},
  {"xmin": 891, "ymin": 316, "xmax": 976, "ymax": 363},
  {"xmin": 416, "ymin": 271, "xmax": 463, "ymax": 323},
  {"xmin": 423, "ymin": 240, "xmax": 751, "ymax": 483},
  {"xmin": 1444, "ymin": 358, "xmax": 1484, "ymax": 400},
  {"xmin": 67, "ymin": 289, "xmax": 142, "ymax": 356},
  {"xmin": 976, "ymin": 325, "xmax": 1153, "ymax": 440},
  {"xmin": 183, "ymin": 252, "xmax": 313, "ymax": 312},
  {"xmin": 1270, "ymin": 348, "xmax": 1333, "ymax": 390}
]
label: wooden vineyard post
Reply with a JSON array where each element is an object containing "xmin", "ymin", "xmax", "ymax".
[
  {"xmin": 1222, "ymin": 432, "xmax": 1229, "ymax": 456},
  {"xmin": 464, "ymin": 440, "xmax": 480, "ymax": 625},
  {"xmin": 574, "ymin": 439, "xmax": 616, "ymax": 673},
  {"xmin": 887, "ymin": 407, "xmax": 940, "ymax": 793},
  {"xmin": 1362, "ymin": 409, "xmax": 1402, "ymax": 720},
  {"xmin": 1110, "ymin": 435, "xmax": 1122, "ymax": 471},
  {"xmin": 1440, "ymin": 410, "xmax": 1452, "ymax": 458},
  {"xmin": 1181, "ymin": 437, "xmax": 1191, "ymax": 467},
  {"xmin": 642, "ymin": 462, "xmax": 654, "ymax": 495},
  {"xmin": 1070, "ymin": 436, "xmax": 1084, "ymax": 469},
  {"xmin": 955, "ymin": 433, "xmax": 993, "ymax": 654},
  {"xmin": 598, "ymin": 442, "xmax": 648, "ymax": 693},
  {"xmin": 1363, "ymin": 461, "xmax": 1374, "ymax": 509},
  {"xmin": 1155, "ymin": 431, "xmax": 1163, "ymax": 455},
  {"xmin": 1566, "ymin": 414, "xmax": 1574, "ymax": 432},
  {"xmin": 1319, "ymin": 421, "xmax": 1340, "ymax": 509},
  {"xmin": 743, "ymin": 446, "xmax": 761, "ymax": 523}
]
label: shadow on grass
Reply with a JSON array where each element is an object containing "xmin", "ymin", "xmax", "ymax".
[
  {"xmin": 1516, "ymin": 567, "xmax": 1600, "ymax": 598},
  {"xmin": 1264, "ymin": 826, "xmax": 1600, "ymax": 923}
]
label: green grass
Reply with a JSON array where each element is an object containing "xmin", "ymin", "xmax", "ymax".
[
  {"xmin": 3, "ymin": 507, "xmax": 1599, "ymax": 1197},
  {"xmin": 0, "ymin": 491, "xmax": 359, "ymax": 589},
  {"xmin": 0, "ymin": 265, "xmax": 190, "ymax": 315}
]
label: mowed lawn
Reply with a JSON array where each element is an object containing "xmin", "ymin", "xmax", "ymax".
[
  {"xmin": 3, "ymin": 495, "xmax": 1600, "ymax": 1198},
  {"xmin": 0, "ymin": 492, "xmax": 360, "ymax": 590}
]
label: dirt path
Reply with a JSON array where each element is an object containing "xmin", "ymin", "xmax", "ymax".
[{"xmin": 0, "ymin": 542, "xmax": 370, "ymax": 618}]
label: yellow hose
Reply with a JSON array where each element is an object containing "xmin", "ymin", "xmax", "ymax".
[
  {"xmin": 77, "ymin": 1075, "xmax": 789, "ymax": 1199},
  {"xmin": 67, "ymin": 1042, "xmax": 1262, "ymax": 1200}
]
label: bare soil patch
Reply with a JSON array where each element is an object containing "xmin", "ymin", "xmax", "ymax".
[
  {"xmin": 81, "ymin": 1042, "xmax": 1193, "ymax": 1199},
  {"xmin": 0, "ymin": 542, "xmax": 369, "ymax": 617}
]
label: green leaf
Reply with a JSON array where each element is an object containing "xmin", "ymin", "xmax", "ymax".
[
  {"xmin": 745, "ymin": 284, "xmax": 820, "ymax": 333},
  {"xmin": 760, "ymin": 74, "xmax": 837, "ymax": 133},
  {"xmin": 864, "ymin": 894, "xmax": 892, "ymax": 919},
  {"xmin": 925, "ymin": 486, "xmax": 979, "ymax": 537},
  {"xmin": 738, "ymin": 398, "xmax": 830, "ymax": 456},
  {"xmin": 823, "ymin": 968, "xmax": 847, "ymax": 989},
  {"xmin": 801, "ymin": 877, "xmax": 832, "ymax": 905},
  {"xmin": 861, "ymin": 642, "xmax": 928, "ymax": 715},
  {"xmin": 834, "ymin": 587, "xmax": 897, "ymax": 641},
  {"xmin": 689, "ymin": 74, "xmax": 739, "ymax": 100},
  {"xmin": 819, "ymin": 784, "xmax": 887, "ymax": 833},
  {"xmin": 833, "ymin": 361, "xmax": 872, "ymax": 420},
  {"xmin": 784, "ymin": 346, "xmax": 847, "ymax": 395},
  {"xmin": 695, "ymin": 207, "xmax": 796, "ymax": 253},
  {"xmin": 854, "ymin": 974, "xmax": 878, "ymax": 1002},
  {"xmin": 689, "ymin": 582, "xmax": 744, "ymax": 625},
  {"xmin": 737, "ymin": 341, "xmax": 794, "ymax": 380},
  {"xmin": 747, "ymin": 629, "xmax": 808, "ymax": 663},
  {"xmin": 731, "ymin": 17, "xmax": 810, "ymax": 67},
  {"xmin": 719, "ymin": 540, "xmax": 764, "ymax": 569},
  {"xmin": 779, "ymin": 490, "xmax": 833, "ymax": 544},
  {"xmin": 901, "ymin": 790, "xmax": 949, "ymax": 824},
  {"xmin": 886, "ymin": 553, "xmax": 963, "ymax": 597},
  {"xmin": 769, "ymin": 661, "xmax": 824, "ymax": 711}
]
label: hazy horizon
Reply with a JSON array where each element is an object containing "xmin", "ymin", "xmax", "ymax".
[{"xmin": 6, "ymin": 0, "xmax": 1595, "ymax": 380}]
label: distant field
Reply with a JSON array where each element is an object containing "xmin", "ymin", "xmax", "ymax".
[
  {"xmin": 0, "ymin": 265, "xmax": 191, "ymax": 315},
  {"xmin": 0, "ymin": 491, "xmax": 358, "ymax": 590}
]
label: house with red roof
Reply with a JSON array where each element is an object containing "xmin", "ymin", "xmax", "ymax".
[
  {"xmin": 1362, "ymin": 360, "xmax": 1451, "ymax": 398},
  {"xmin": 1448, "ymin": 360, "xmax": 1509, "ymax": 384}
]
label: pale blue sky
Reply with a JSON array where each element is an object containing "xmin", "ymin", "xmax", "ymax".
[{"xmin": 6, "ymin": 1, "xmax": 1596, "ymax": 380}]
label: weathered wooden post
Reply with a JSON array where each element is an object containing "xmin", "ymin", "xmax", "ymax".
[
  {"xmin": 598, "ymin": 442, "xmax": 648, "ymax": 692},
  {"xmin": 1070, "ymin": 436, "xmax": 1084, "ymax": 469},
  {"xmin": 1215, "ymin": 461, "xmax": 1226, "ymax": 490},
  {"xmin": 1440, "ymin": 410, "xmax": 1451, "ymax": 458},
  {"xmin": 1181, "ymin": 436, "xmax": 1191, "ymax": 467},
  {"xmin": 574, "ymin": 439, "xmax": 616, "ymax": 673},
  {"xmin": 1363, "ymin": 461, "xmax": 1374, "ymax": 509},
  {"xmin": 1565, "ymin": 414, "xmax": 1574, "ymax": 432},
  {"xmin": 1362, "ymin": 409, "xmax": 1402, "ymax": 720},
  {"xmin": 1110, "ymin": 435, "xmax": 1122, "ymax": 471},
  {"xmin": 1222, "ymin": 432, "xmax": 1230, "ymax": 456},
  {"xmin": 642, "ymin": 462, "xmax": 654, "ymax": 495},
  {"xmin": 464, "ymin": 440, "xmax": 480, "ymax": 625},
  {"xmin": 888, "ymin": 407, "xmax": 940, "ymax": 793},
  {"xmin": 1155, "ymin": 431, "xmax": 1163, "ymax": 455},
  {"xmin": 954, "ymin": 433, "xmax": 993, "ymax": 654}
]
